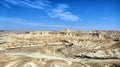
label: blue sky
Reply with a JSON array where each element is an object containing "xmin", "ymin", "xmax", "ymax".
[{"xmin": 0, "ymin": 0, "xmax": 119, "ymax": 30}]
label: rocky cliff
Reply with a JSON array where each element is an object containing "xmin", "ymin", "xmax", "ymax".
[{"xmin": 0, "ymin": 29, "xmax": 120, "ymax": 67}]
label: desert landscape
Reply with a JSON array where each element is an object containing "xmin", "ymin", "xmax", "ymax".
[
  {"xmin": 0, "ymin": 0, "xmax": 119, "ymax": 67},
  {"xmin": 0, "ymin": 29, "xmax": 120, "ymax": 67}
]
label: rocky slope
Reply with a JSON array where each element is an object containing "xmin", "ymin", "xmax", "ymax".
[{"xmin": 0, "ymin": 29, "xmax": 120, "ymax": 67}]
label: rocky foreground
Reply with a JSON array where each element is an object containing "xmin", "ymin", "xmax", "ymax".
[{"xmin": 0, "ymin": 29, "xmax": 120, "ymax": 67}]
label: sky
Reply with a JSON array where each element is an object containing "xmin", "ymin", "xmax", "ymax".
[{"xmin": 0, "ymin": 0, "xmax": 120, "ymax": 31}]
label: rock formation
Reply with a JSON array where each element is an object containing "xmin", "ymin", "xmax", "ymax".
[{"xmin": 0, "ymin": 29, "xmax": 120, "ymax": 67}]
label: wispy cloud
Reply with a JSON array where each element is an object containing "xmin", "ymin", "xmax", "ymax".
[
  {"xmin": 3, "ymin": 0, "xmax": 50, "ymax": 9},
  {"xmin": 48, "ymin": 4, "xmax": 79, "ymax": 22},
  {"xmin": 1, "ymin": 0, "xmax": 79, "ymax": 22},
  {"xmin": 0, "ymin": 17, "xmax": 119, "ymax": 30},
  {"xmin": 103, "ymin": 17, "xmax": 118, "ymax": 22},
  {"xmin": 0, "ymin": 17, "xmax": 69, "ymax": 28},
  {"xmin": 1, "ymin": 2, "xmax": 12, "ymax": 8}
]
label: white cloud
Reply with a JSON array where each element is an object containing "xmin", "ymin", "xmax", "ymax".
[
  {"xmin": 48, "ymin": 4, "xmax": 79, "ymax": 22},
  {"xmin": 0, "ymin": 17, "xmax": 69, "ymax": 28},
  {"xmin": 4, "ymin": 0, "xmax": 22, "ymax": 6},
  {"xmin": 3, "ymin": 0, "xmax": 50, "ymax": 9},
  {"xmin": 1, "ymin": 0, "xmax": 79, "ymax": 22}
]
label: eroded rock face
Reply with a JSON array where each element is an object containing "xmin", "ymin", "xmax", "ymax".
[{"xmin": 0, "ymin": 30, "xmax": 120, "ymax": 67}]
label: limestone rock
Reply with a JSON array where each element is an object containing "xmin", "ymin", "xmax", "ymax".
[{"xmin": 0, "ymin": 30, "xmax": 120, "ymax": 67}]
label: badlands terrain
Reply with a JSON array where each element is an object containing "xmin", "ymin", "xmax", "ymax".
[{"xmin": 0, "ymin": 29, "xmax": 120, "ymax": 67}]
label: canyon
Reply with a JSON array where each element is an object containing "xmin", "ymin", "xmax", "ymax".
[{"xmin": 0, "ymin": 29, "xmax": 120, "ymax": 67}]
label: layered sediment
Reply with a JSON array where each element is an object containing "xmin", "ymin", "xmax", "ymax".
[{"xmin": 0, "ymin": 29, "xmax": 120, "ymax": 67}]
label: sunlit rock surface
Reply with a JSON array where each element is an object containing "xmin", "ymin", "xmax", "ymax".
[{"xmin": 0, "ymin": 29, "xmax": 120, "ymax": 67}]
